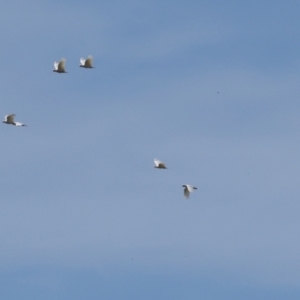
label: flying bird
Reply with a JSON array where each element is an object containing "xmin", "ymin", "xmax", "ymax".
[
  {"xmin": 182, "ymin": 184, "xmax": 197, "ymax": 199},
  {"xmin": 53, "ymin": 58, "xmax": 67, "ymax": 73},
  {"xmin": 3, "ymin": 114, "xmax": 27, "ymax": 126},
  {"xmin": 154, "ymin": 158, "xmax": 167, "ymax": 169},
  {"xmin": 80, "ymin": 56, "xmax": 94, "ymax": 68}
]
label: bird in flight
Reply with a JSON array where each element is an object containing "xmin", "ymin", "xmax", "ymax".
[
  {"xmin": 182, "ymin": 184, "xmax": 197, "ymax": 199},
  {"xmin": 53, "ymin": 58, "xmax": 67, "ymax": 73},
  {"xmin": 3, "ymin": 114, "xmax": 27, "ymax": 126},
  {"xmin": 80, "ymin": 56, "xmax": 94, "ymax": 68},
  {"xmin": 154, "ymin": 158, "xmax": 167, "ymax": 169}
]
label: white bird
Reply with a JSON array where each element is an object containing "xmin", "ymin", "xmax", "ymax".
[
  {"xmin": 154, "ymin": 158, "xmax": 167, "ymax": 169},
  {"xmin": 80, "ymin": 55, "xmax": 94, "ymax": 68},
  {"xmin": 182, "ymin": 184, "xmax": 197, "ymax": 199},
  {"xmin": 3, "ymin": 114, "xmax": 27, "ymax": 126},
  {"xmin": 53, "ymin": 58, "xmax": 67, "ymax": 73}
]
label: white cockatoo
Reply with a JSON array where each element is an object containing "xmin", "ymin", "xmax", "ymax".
[
  {"xmin": 53, "ymin": 58, "xmax": 67, "ymax": 73},
  {"xmin": 154, "ymin": 158, "xmax": 167, "ymax": 169},
  {"xmin": 80, "ymin": 56, "xmax": 94, "ymax": 68},
  {"xmin": 182, "ymin": 184, "xmax": 197, "ymax": 199},
  {"xmin": 3, "ymin": 114, "xmax": 27, "ymax": 126}
]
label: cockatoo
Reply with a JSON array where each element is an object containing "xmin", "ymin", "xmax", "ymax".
[
  {"xmin": 182, "ymin": 184, "xmax": 197, "ymax": 199},
  {"xmin": 154, "ymin": 158, "xmax": 167, "ymax": 169},
  {"xmin": 80, "ymin": 56, "xmax": 94, "ymax": 68},
  {"xmin": 3, "ymin": 114, "xmax": 27, "ymax": 126},
  {"xmin": 53, "ymin": 58, "xmax": 67, "ymax": 73}
]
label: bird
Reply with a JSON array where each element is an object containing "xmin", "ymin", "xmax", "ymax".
[
  {"xmin": 182, "ymin": 184, "xmax": 197, "ymax": 199},
  {"xmin": 80, "ymin": 56, "xmax": 94, "ymax": 68},
  {"xmin": 154, "ymin": 158, "xmax": 167, "ymax": 169},
  {"xmin": 53, "ymin": 58, "xmax": 67, "ymax": 73},
  {"xmin": 2, "ymin": 114, "xmax": 27, "ymax": 126}
]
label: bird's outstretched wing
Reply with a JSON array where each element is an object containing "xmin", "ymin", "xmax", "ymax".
[
  {"xmin": 154, "ymin": 158, "xmax": 166, "ymax": 168},
  {"xmin": 6, "ymin": 114, "xmax": 15, "ymax": 123},
  {"xmin": 15, "ymin": 122, "xmax": 26, "ymax": 127},
  {"xmin": 85, "ymin": 56, "xmax": 93, "ymax": 68},
  {"xmin": 57, "ymin": 58, "xmax": 66, "ymax": 72},
  {"xmin": 54, "ymin": 61, "xmax": 59, "ymax": 70},
  {"xmin": 80, "ymin": 58, "xmax": 86, "ymax": 66},
  {"xmin": 154, "ymin": 158, "xmax": 160, "ymax": 166},
  {"xmin": 186, "ymin": 185, "xmax": 194, "ymax": 193},
  {"xmin": 183, "ymin": 187, "xmax": 190, "ymax": 199}
]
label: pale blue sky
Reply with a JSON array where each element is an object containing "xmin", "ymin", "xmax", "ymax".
[{"xmin": 1, "ymin": 1, "xmax": 300, "ymax": 299}]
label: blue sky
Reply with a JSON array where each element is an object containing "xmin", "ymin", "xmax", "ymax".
[{"xmin": 1, "ymin": 1, "xmax": 300, "ymax": 299}]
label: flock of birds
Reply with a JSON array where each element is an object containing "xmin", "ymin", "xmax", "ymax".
[
  {"xmin": 3, "ymin": 56, "xmax": 197, "ymax": 199},
  {"xmin": 153, "ymin": 158, "xmax": 197, "ymax": 199},
  {"xmin": 53, "ymin": 56, "xmax": 94, "ymax": 73}
]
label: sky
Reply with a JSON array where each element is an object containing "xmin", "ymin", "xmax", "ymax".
[{"xmin": 1, "ymin": 0, "xmax": 300, "ymax": 299}]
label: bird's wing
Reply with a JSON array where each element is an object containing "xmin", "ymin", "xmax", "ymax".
[
  {"xmin": 54, "ymin": 61, "xmax": 59, "ymax": 70},
  {"xmin": 6, "ymin": 114, "xmax": 15, "ymax": 123},
  {"xmin": 154, "ymin": 158, "xmax": 161, "ymax": 166},
  {"xmin": 159, "ymin": 162, "xmax": 166, "ymax": 168},
  {"xmin": 154, "ymin": 158, "xmax": 166, "ymax": 168},
  {"xmin": 183, "ymin": 187, "xmax": 190, "ymax": 199},
  {"xmin": 80, "ymin": 58, "xmax": 86, "ymax": 66},
  {"xmin": 57, "ymin": 59, "xmax": 66, "ymax": 72},
  {"xmin": 15, "ymin": 122, "xmax": 25, "ymax": 127},
  {"xmin": 85, "ymin": 56, "xmax": 93, "ymax": 67},
  {"xmin": 187, "ymin": 185, "xmax": 194, "ymax": 193}
]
